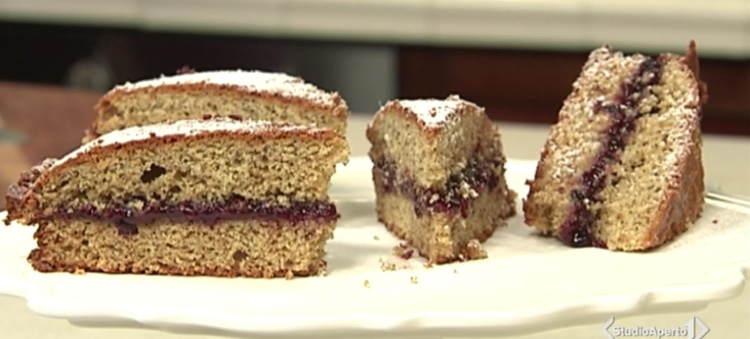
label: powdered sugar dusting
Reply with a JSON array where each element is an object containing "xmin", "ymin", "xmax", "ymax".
[
  {"xmin": 659, "ymin": 107, "xmax": 694, "ymax": 179},
  {"xmin": 548, "ymin": 47, "xmax": 648, "ymax": 181},
  {"xmin": 389, "ymin": 95, "xmax": 480, "ymax": 127},
  {"xmin": 53, "ymin": 118, "xmax": 318, "ymax": 168},
  {"xmin": 115, "ymin": 70, "xmax": 341, "ymax": 108}
]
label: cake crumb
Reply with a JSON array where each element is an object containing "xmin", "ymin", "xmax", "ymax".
[
  {"xmin": 378, "ymin": 257, "xmax": 397, "ymax": 271},
  {"xmin": 410, "ymin": 276, "xmax": 418, "ymax": 284},
  {"xmin": 364, "ymin": 279, "xmax": 371, "ymax": 288},
  {"xmin": 73, "ymin": 268, "xmax": 86, "ymax": 275},
  {"xmin": 453, "ymin": 269, "xmax": 458, "ymax": 274},
  {"xmin": 459, "ymin": 181, "xmax": 479, "ymax": 198},
  {"xmin": 428, "ymin": 193, "xmax": 439, "ymax": 203},
  {"xmin": 462, "ymin": 239, "xmax": 488, "ymax": 260},
  {"xmin": 712, "ymin": 219, "xmax": 718, "ymax": 224},
  {"xmin": 373, "ymin": 235, "xmax": 380, "ymax": 241},
  {"xmin": 392, "ymin": 243, "xmax": 413, "ymax": 258},
  {"xmin": 423, "ymin": 261, "xmax": 434, "ymax": 269}
]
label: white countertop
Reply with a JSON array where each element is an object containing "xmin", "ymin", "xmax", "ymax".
[
  {"xmin": 0, "ymin": 116, "xmax": 748, "ymax": 338},
  {"xmin": 1, "ymin": 0, "xmax": 749, "ymax": 58}
]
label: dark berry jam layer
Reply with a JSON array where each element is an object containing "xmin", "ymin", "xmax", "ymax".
[
  {"xmin": 53, "ymin": 196, "xmax": 338, "ymax": 236},
  {"xmin": 558, "ymin": 57, "xmax": 663, "ymax": 248},
  {"xmin": 374, "ymin": 154, "xmax": 500, "ymax": 218}
]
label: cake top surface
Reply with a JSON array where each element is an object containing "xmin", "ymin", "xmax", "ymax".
[
  {"xmin": 113, "ymin": 70, "xmax": 342, "ymax": 108},
  {"xmin": 55, "ymin": 117, "xmax": 324, "ymax": 168},
  {"xmin": 379, "ymin": 95, "xmax": 482, "ymax": 128}
]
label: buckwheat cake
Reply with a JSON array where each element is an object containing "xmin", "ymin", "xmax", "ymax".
[
  {"xmin": 367, "ymin": 95, "xmax": 517, "ymax": 264},
  {"xmin": 83, "ymin": 69, "xmax": 349, "ymax": 143},
  {"xmin": 523, "ymin": 41, "xmax": 708, "ymax": 251},
  {"xmin": 5, "ymin": 117, "xmax": 349, "ymax": 278}
]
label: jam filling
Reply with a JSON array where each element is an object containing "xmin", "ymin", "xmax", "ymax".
[
  {"xmin": 53, "ymin": 196, "xmax": 338, "ymax": 236},
  {"xmin": 202, "ymin": 114, "xmax": 243, "ymax": 121},
  {"xmin": 558, "ymin": 57, "xmax": 664, "ymax": 248},
  {"xmin": 374, "ymin": 154, "xmax": 500, "ymax": 218}
]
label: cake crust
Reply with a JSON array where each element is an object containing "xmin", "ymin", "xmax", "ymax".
[
  {"xmin": 86, "ymin": 70, "xmax": 350, "ymax": 141},
  {"xmin": 368, "ymin": 94, "xmax": 483, "ymax": 133}
]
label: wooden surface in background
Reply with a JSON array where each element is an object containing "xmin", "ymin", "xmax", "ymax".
[
  {"xmin": 399, "ymin": 47, "xmax": 750, "ymax": 136},
  {"xmin": 0, "ymin": 82, "xmax": 102, "ymax": 210}
]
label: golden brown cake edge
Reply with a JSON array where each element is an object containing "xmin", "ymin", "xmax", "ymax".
[{"xmin": 86, "ymin": 79, "xmax": 350, "ymax": 142}]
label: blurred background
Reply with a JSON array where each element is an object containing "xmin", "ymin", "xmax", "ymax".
[
  {"xmin": 0, "ymin": 1, "xmax": 748, "ymax": 127},
  {"xmin": 0, "ymin": 0, "xmax": 748, "ymax": 175}
]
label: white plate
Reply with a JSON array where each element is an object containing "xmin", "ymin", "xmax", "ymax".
[{"xmin": 0, "ymin": 157, "xmax": 748, "ymax": 338}]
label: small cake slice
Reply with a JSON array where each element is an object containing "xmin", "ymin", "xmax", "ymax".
[
  {"xmin": 5, "ymin": 117, "xmax": 349, "ymax": 278},
  {"xmin": 84, "ymin": 69, "xmax": 349, "ymax": 143},
  {"xmin": 366, "ymin": 95, "xmax": 517, "ymax": 264},
  {"xmin": 523, "ymin": 41, "xmax": 708, "ymax": 251}
]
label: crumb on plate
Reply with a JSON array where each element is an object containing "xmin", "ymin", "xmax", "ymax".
[
  {"xmin": 378, "ymin": 257, "xmax": 397, "ymax": 272},
  {"xmin": 460, "ymin": 238, "xmax": 488, "ymax": 261}
]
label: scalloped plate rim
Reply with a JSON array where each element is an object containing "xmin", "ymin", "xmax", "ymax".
[{"xmin": 0, "ymin": 156, "xmax": 748, "ymax": 338}]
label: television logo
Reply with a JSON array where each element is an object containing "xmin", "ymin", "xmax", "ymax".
[{"xmin": 600, "ymin": 316, "xmax": 710, "ymax": 338}]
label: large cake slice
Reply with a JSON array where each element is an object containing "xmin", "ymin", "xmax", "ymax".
[
  {"xmin": 84, "ymin": 69, "xmax": 349, "ymax": 143},
  {"xmin": 523, "ymin": 41, "xmax": 708, "ymax": 251},
  {"xmin": 366, "ymin": 95, "xmax": 517, "ymax": 264},
  {"xmin": 5, "ymin": 117, "xmax": 349, "ymax": 278}
]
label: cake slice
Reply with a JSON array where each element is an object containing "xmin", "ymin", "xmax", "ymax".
[
  {"xmin": 5, "ymin": 117, "xmax": 349, "ymax": 278},
  {"xmin": 523, "ymin": 41, "xmax": 708, "ymax": 251},
  {"xmin": 84, "ymin": 69, "xmax": 349, "ymax": 143},
  {"xmin": 366, "ymin": 95, "xmax": 517, "ymax": 264}
]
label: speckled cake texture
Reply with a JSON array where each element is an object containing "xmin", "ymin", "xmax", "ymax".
[
  {"xmin": 523, "ymin": 41, "xmax": 707, "ymax": 251},
  {"xmin": 5, "ymin": 117, "xmax": 349, "ymax": 278},
  {"xmin": 366, "ymin": 95, "xmax": 517, "ymax": 264}
]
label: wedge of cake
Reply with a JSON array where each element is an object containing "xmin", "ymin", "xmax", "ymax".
[
  {"xmin": 366, "ymin": 95, "xmax": 517, "ymax": 264},
  {"xmin": 83, "ymin": 69, "xmax": 349, "ymax": 143},
  {"xmin": 523, "ymin": 41, "xmax": 708, "ymax": 251},
  {"xmin": 5, "ymin": 117, "xmax": 349, "ymax": 278}
]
